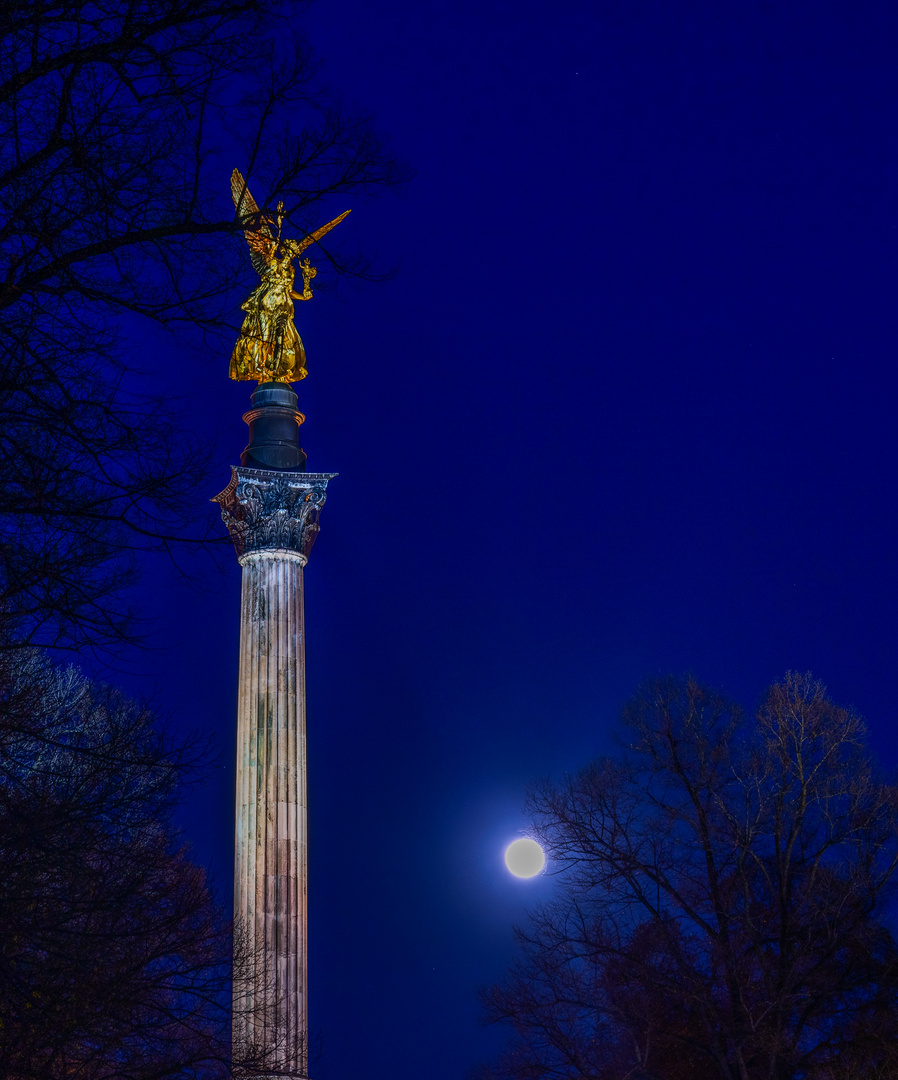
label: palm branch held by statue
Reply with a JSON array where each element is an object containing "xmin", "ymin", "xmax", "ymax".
[{"xmin": 229, "ymin": 168, "xmax": 350, "ymax": 384}]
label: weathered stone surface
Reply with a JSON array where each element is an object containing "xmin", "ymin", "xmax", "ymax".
[
  {"xmin": 218, "ymin": 467, "xmax": 334, "ymax": 1079},
  {"xmin": 214, "ymin": 467, "xmax": 336, "ymax": 561}
]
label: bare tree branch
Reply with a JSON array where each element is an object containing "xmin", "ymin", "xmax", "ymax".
[
  {"xmin": 0, "ymin": 0, "xmax": 411, "ymax": 654},
  {"xmin": 478, "ymin": 674, "xmax": 898, "ymax": 1080}
]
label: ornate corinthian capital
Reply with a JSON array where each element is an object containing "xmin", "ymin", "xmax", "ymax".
[{"xmin": 213, "ymin": 467, "xmax": 336, "ymax": 561}]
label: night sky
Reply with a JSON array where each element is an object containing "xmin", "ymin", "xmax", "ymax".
[{"xmin": 117, "ymin": 3, "xmax": 898, "ymax": 1078}]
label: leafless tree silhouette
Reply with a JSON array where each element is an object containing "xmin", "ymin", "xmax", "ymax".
[
  {"xmin": 0, "ymin": 648, "xmax": 283, "ymax": 1079},
  {"xmin": 0, "ymin": 0, "xmax": 409, "ymax": 654},
  {"xmin": 478, "ymin": 674, "xmax": 898, "ymax": 1080}
]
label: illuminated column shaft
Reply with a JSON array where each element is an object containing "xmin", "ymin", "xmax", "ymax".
[
  {"xmin": 235, "ymin": 548, "xmax": 306, "ymax": 1070},
  {"xmin": 216, "ymin": 464, "xmax": 334, "ymax": 1079}
]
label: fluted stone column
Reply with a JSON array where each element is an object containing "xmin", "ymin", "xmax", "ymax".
[{"xmin": 215, "ymin": 466, "xmax": 335, "ymax": 1079}]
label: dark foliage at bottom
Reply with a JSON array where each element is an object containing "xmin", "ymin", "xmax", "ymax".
[{"xmin": 0, "ymin": 651, "xmax": 240, "ymax": 1079}]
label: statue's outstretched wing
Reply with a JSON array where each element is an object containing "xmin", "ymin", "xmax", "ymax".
[
  {"xmin": 284, "ymin": 210, "xmax": 352, "ymax": 258},
  {"xmin": 231, "ymin": 168, "xmax": 273, "ymax": 276}
]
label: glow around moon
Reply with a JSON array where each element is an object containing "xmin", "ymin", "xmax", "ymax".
[{"xmin": 504, "ymin": 837, "xmax": 546, "ymax": 878}]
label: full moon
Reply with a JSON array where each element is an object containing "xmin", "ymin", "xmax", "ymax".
[{"xmin": 504, "ymin": 838, "xmax": 545, "ymax": 878}]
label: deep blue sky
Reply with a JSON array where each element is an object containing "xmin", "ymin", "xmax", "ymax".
[{"xmin": 122, "ymin": 3, "xmax": 898, "ymax": 1078}]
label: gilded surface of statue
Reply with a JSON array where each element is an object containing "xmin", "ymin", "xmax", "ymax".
[{"xmin": 229, "ymin": 169, "xmax": 349, "ymax": 383}]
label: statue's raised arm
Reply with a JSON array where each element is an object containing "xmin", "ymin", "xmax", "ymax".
[{"xmin": 228, "ymin": 168, "xmax": 350, "ymax": 383}]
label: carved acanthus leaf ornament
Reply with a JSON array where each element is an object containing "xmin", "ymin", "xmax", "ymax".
[{"xmin": 213, "ymin": 467, "xmax": 335, "ymax": 561}]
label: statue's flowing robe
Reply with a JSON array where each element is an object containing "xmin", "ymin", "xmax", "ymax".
[{"xmin": 229, "ymin": 261, "xmax": 307, "ymax": 382}]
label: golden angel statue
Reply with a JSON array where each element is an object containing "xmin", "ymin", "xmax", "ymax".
[{"xmin": 229, "ymin": 168, "xmax": 350, "ymax": 383}]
